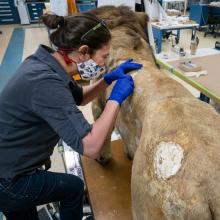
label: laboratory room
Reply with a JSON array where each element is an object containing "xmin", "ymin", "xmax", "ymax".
[{"xmin": 0, "ymin": 0, "xmax": 220, "ymax": 219}]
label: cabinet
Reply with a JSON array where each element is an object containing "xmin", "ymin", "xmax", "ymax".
[
  {"xmin": 189, "ymin": 4, "xmax": 209, "ymax": 27},
  {"xmin": 26, "ymin": 2, "xmax": 45, "ymax": 22},
  {"xmin": 76, "ymin": 0, "xmax": 96, "ymax": 12},
  {"xmin": 0, "ymin": 0, "xmax": 20, "ymax": 25}
]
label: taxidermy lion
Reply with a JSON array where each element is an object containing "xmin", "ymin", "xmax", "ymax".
[{"xmin": 90, "ymin": 5, "xmax": 220, "ymax": 220}]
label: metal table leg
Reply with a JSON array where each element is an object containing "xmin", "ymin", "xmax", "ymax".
[{"xmin": 152, "ymin": 27, "xmax": 163, "ymax": 53}]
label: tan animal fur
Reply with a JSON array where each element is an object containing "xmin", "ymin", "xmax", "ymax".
[{"xmin": 90, "ymin": 6, "xmax": 220, "ymax": 220}]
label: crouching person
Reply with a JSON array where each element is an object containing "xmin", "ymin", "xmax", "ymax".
[{"xmin": 0, "ymin": 12, "xmax": 142, "ymax": 220}]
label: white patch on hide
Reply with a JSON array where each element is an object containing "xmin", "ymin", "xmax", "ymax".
[
  {"xmin": 162, "ymin": 188, "xmax": 186, "ymax": 218},
  {"xmin": 154, "ymin": 142, "xmax": 184, "ymax": 180},
  {"xmin": 136, "ymin": 87, "xmax": 143, "ymax": 95},
  {"xmin": 135, "ymin": 119, "xmax": 141, "ymax": 130},
  {"xmin": 132, "ymin": 72, "xmax": 138, "ymax": 78},
  {"xmin": 117, "ymin": 122, "xmax": 129, "ymax": 137},
  {"xmin": 127, "ymin": 105, "xmax": 132, "ymax": 113},
  {"xmin": 122, "ymin": 101, "xmax": 132, "ymax": 113},
  {"xmin": 135, "ymin": 137, "xmax": 140, "ymax": 146}
]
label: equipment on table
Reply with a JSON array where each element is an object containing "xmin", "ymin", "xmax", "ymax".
[
  {"xmin": 171, "ymin": 45, "xmax": 186, "ymax": 56},
  {"xmin": 152, "ymin": 19, "xmax": 198, "ymax": 53},
  {"xmin": 190, "ymin": 36, "xmax": 199, "ymax": 55},
  {"xmin": 156, "ymin": 48, "xmax": 220, "ymax": 103},
  {"xmin": 179, "ymin": 61, "xmax": 202, "ymax": 72}
]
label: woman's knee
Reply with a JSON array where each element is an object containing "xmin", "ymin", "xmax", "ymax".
[
  {"xmin": 73, "ymin": 176, "xmax": 84, "ymax": 193},
  {"xmin": 58, "ymin": 174, "xmax": 84, "ymax": 194}
]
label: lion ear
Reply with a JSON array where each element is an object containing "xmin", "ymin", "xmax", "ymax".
[{"xmin": 135, "ymin": 12, "xmax": 149, "ymax": 29}]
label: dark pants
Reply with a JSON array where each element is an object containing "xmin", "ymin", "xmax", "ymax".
[{"xmin": 0, "ymin": 170, "xmax": 84, "ymax": 220}]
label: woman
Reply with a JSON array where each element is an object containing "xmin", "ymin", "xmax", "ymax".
[{"xmin": 0, "ymin": 12, "xmax": 142, "ymax": 220}]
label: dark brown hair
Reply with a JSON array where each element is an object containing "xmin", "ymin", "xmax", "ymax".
[{"xmin": 41, "ymin": 12, "xmax": 111, "ymax": 54}]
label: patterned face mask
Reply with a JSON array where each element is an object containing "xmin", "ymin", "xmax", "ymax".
[{"xmin": 77, "ymin": 59, "xmax": 106, "ymax": 80}]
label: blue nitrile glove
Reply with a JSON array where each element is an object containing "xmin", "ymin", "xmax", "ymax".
[
  {"xmin": 108, "ymin": 75, "xmax": 134, "ymax": 106},
  {"xmin": 103, "ymin": 59, "xmax": 143, "ymax": 85}
]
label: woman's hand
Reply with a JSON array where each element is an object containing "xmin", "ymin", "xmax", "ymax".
[
  {"xmin": 103, "ymin": 59, "xmax": 143, "ymax": 85},
  {"xmin": 108, "ymin": 75, "xmax": 134, "ymax": 106}
]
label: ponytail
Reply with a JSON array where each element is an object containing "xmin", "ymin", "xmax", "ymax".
[{"xmin": 41, "ymin": 14, "xmax": 65, "ymax": 29}]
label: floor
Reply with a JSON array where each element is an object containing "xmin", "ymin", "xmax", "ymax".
[{"xmin": 0, "ymin": 23, "xmax": 218, "ymax": 219}]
